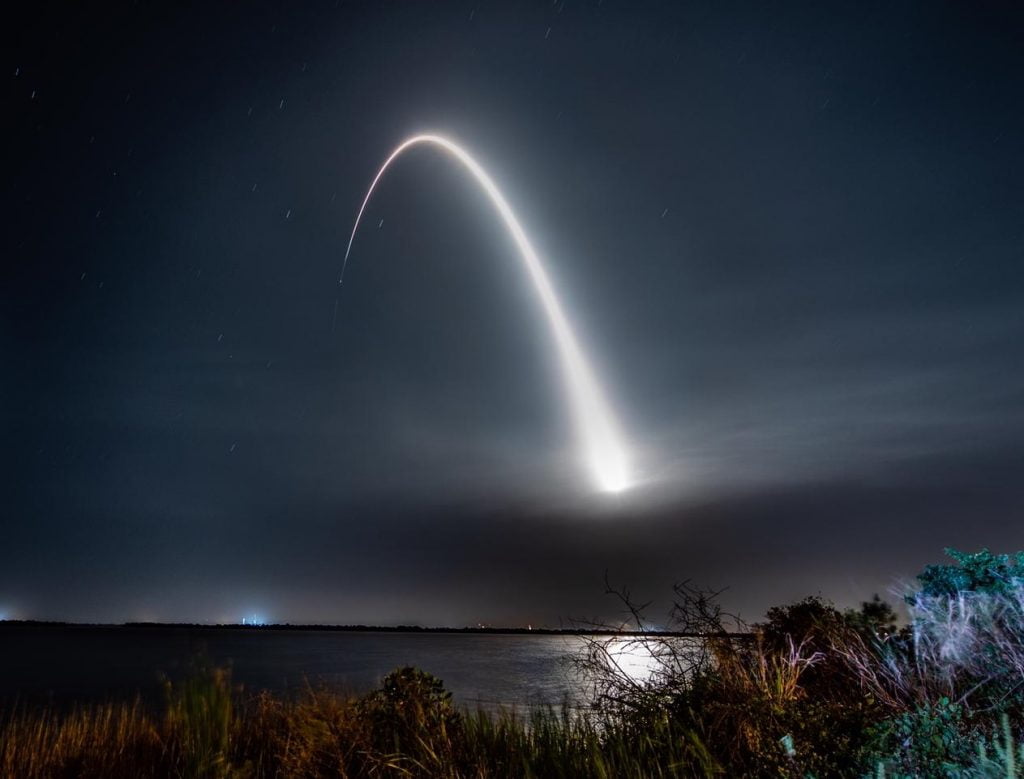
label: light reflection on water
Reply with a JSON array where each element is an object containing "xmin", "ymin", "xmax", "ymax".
[{"xmin": 603, "ymin": 637, "xmax": 664, "ymax": 685}]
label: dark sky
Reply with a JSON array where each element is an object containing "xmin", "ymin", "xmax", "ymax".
[{"xmin": 4, "ymin": 2, "xmax": 1023, "ymax": 626}]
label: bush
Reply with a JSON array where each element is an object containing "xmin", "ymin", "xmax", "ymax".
[
  {"xmin": 904, "ymin": 550, "xmax": 1024, "ymax": 716},
  {"xmin": 860, "ymin": 549, "xmax": 1024, "ymax": 774},
  {"xmin": 916, "ymin": 549, "xmax": 1024, "ymax": 599},
  {"xmin": 866, "ymin": 698, "xmax": 974, "ymax": 777},
  {"xmin": 358, "ymin": 666, "xmax": 464, "ymax": 774}
]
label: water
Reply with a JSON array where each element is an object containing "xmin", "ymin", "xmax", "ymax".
[{"xmin": 0, "ymin": 625, "xmax": 597, "ymax": 711}]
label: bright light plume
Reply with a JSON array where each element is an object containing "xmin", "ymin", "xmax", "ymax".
[{"xmin": 342, "ymin": 134, "xmax": 632, "ymax": 493}]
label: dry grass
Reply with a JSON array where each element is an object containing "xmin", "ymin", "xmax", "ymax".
[
  {"xmin": 9, "ymin": 556, "xmax": 1024, "ymax": 776},
  {"xmin": 0, "ymin": 699, "xmax": 167, "ymax": 778},
  {"xmin": 0, "ymin": 666, "xmax": 718, "ymax": 778}
]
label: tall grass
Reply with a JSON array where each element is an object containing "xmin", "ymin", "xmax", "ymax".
[
  {"xmin": 0, "ymin": 698, "xmax": 165, "ymax": 777},
  {"xmin": 0, "ymin": 666, "xmax": 718, "ymax": 778},
  {"xmin": 5, "ymin": 548, "xmax": 1024, "ymax": 776}
]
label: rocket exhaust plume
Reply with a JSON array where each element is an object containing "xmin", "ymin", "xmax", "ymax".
[{"xmin": 342, "ymin": 134, "xmax": 631, "ymax": 493}]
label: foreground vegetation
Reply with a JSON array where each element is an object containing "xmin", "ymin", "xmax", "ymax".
[{"xmin": 4, "ymin": 549, "xmax": 1024, "ymax": 777}]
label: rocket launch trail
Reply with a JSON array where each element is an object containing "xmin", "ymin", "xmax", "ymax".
[{"xmin": 342, "ymin": 134, "xmax": 631, "ymax": 493}]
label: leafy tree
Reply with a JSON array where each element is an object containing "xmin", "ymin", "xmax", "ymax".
[
  {"xmin": 847, "ymin": 594, "xmax": 900, "ymax": 639},
  {"xmin": 914, "ymin": 548, "xmax": 1024, "ymax": 598}
]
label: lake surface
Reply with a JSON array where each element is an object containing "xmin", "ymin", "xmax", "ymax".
[{"xmin": 0, "ymin": 625, "xmax": 601, "ymax": 711}]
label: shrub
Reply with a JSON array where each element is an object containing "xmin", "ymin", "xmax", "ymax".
[
  {"xmin": 866, "ymin": 697, "xmax": 975, "ymax": 777},
  {"xmin": 904, "ymin": 550, "xmax": 1024, "ymax": 715},
  {"xmin": 358, "ymin": 666, "xmax": 464, "ymax": 775},
  {"xmin": 915, "ymin": 549, "xmax": 1024, "ymax": 599},
  {"xmin": 859, "ymin": 549, "xmax": 1024, "ymax": 773}
]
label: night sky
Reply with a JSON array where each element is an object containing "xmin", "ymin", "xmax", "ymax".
[{"xmin": 5, "ymin": 2, "xmax": 1023, "ymax": 626}]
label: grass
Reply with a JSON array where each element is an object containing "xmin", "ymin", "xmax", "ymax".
[
  {"xmin": 5, "ymin": 548, "xmax": 1024, "ymax": 777},
  {"xmin": 0, "ymin": 668, "xmax": 718, "ymax": 778},
  {"xmin": 4, "ymin": 662, "xmax": 1020, "ymax": 778}
]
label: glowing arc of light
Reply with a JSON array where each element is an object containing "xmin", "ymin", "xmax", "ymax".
[{"xmin": 342, "ymin": 134, "xmax": 630, "ymax": 493}]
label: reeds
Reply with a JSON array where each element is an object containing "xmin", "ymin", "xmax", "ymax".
[
  {"xmin": 0, "ymin": 666, "xmax": 717, "ymax": 778},
  {"xmin": 0, "ymin": 698, "xmax": 166, "ymax": 778}
]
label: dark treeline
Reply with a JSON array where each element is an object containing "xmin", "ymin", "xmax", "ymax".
[{"xmin": 0, "ymin": 621, "xmax": 743, "ymax": 638}]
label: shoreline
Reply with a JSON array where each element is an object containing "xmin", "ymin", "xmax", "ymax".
[{"xmin": 0, "ymin": 619, "xmax": 744, "ymax": 638}]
